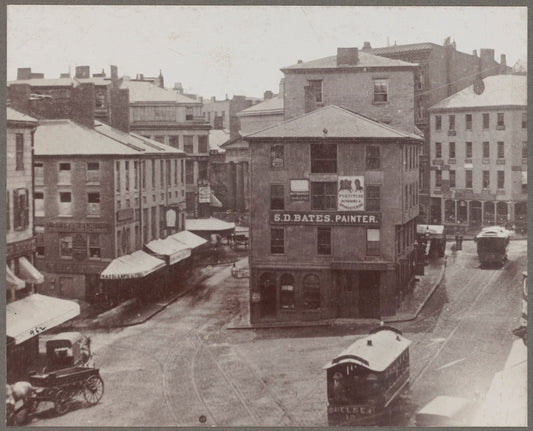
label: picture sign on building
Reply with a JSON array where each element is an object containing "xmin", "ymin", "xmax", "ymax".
[
  {"xmin": 198, "ymin": 179, "xmax": 211, "ymax": 203},
  {"xmin": 338, "ymin": 176, "xmax": 364, "ymax": 211}
]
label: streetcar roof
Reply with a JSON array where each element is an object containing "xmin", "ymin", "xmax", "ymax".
[
  {"xmin": 475, "ymin": 226, "xmax": 510, "ymax": 239},
  {"xmin": 324, "ymin": 329, "xmax": 411, "ymax": 372}
]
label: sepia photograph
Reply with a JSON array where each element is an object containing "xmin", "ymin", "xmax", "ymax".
[{"xmin": 4, "ymin": 3, "xmax": 528, "ymax": 427}]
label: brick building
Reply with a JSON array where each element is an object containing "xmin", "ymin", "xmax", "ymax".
[
  {"xmin": 202, "ymin": 94, "xmax": 260, "ymax": 138},
  {"xmin": 364, "ymin": 41, "xmax": 509, "ymax": 222},
  {"xmin": 246, "ymin": 105, "xmax": 422, "ymax": 323},
  {"xmin": 427, "ymin": 74, "xmax": 527, "ymax": 230}
]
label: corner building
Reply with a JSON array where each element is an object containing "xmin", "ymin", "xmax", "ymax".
[{"xmin": 247, "ymin": 106, "xmax": 422, "ymax": 323}]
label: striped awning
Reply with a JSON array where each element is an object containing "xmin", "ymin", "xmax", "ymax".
[
  {"xmin": 145, "ymin": 237, "xmax": 191, "ymax": 265},
  {"xmin": 100, "ymin": 250, "xmax": 166, "ymax": 280}
]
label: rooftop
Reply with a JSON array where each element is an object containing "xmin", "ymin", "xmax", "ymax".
[
  {"xmin": 245, "ymin": 105, "xmax": 422, "ymax": 140},
  {"xmin": 8, "ymin": 77, "xmax": 79, "ymax": 87},
  {"xmin": 119, "ymin": 80, "xmax": 199, "ymax": 104},
  {"xmin": 7, "ymin": 107, "xmax": 38, "ymax": 124},
  {"xmin": 238, "ymin": 96, "xmax": 284, "ymax": 116},
  {"xmin": 208, "ymin": 129, "xmax": 230, "ymax": 152},
  {"xmin": 429, "ymin": 74, "xmax": 526, "ymax": 110},
  {"xmin": 367, "ymin": 42, "xmax": 440, "ymax": 56},
  {"xmin": 281, "ymin": 50, "xmax": 417, "ymax": 71},
  {"xmin": 34, "ymin": 119, "xmax": 185, "ymax": 156}
]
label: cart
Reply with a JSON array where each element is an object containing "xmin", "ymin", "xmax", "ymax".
[
  {"xmin": 29, "ymin": 366, "xmax": 104, "ymax": 416},
  {"xmin": 43, "ymin": 331, "xmax": 93, "ymax": 372}
]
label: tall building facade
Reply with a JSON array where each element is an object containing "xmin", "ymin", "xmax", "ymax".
[
  {"xmin": 246, "ymin": 106, "xmax": 422, "ymax": 323},
  {"xmin": 427, "ymin": 74, "xmax": 527, "ymax": 230}
]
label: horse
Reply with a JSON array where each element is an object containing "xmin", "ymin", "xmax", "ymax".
[{"xmin": 6, "ymin": 381, "xmax": 35, "ymax": 420}]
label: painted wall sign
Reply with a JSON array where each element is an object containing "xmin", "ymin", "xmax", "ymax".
[
  {"xmin": 198, "ymin": 185, "xmax": 211, "ymax": 203},
  {"xmin": 72, "ymin": 233, "xmax": 87, "ymax": 261},
  {"xmin": 270, "ymin": 211, "xmax": 380, "ymax": 226},
  {"xmin": 290, "ymin": 179, "xmax": 309, "ymax": 201},
  {"xmin": 46, "ymin": 222, "xmax": 111, "ymax": 233},
  {"xmin": 338, "ymin": 176, "xmax": 365, "ymax": 211}
]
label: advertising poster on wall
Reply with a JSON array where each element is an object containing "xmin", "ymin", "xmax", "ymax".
[{"xmin": 338, "ymin": 176, "xmax": 365, "ymax": 211}]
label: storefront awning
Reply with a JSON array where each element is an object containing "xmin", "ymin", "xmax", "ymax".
[
  {"xmin": 185, "ymin": 217, "xmax": 235, "ymax": 233},
  {"xmin": 210, "ymin": 192, "xmax": 223, "ymax": 208},
  {"xmin": 7, "ymin": 294, "xmax": 81, "ymax": 345},
  {"xmin": 18, "ymin": 256, "xmax": 44, "ymax": 284},
  {"xmin": 145, "ymin": 237, "xmax": 191, "ymax": 265},
  {"xmin": 6, "ymin": 265, "xmax": 26, "ymax": 290},
  {"xmin": 170, "ymin": 230, "xmax": 208, "ymax": 250},
  {"xmin": 100, "ymin": 250, "xmax": 166, "ymax": 280}
]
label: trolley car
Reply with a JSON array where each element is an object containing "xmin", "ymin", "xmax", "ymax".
[
  {"xmin": 324, "ymin": 326, "xmax": 411, "ymax": 426},
  {"xmin": 474, "ymin": 226, "xmax": 510, "ymax": 267}
]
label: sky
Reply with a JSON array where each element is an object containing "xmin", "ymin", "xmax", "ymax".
[{"xmin": 6, "ymin": 5, "xmax": 528, "ymax": 100}]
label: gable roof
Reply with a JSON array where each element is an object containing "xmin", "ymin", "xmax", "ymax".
[
  {"xmin": 281, "ymin": 50, "xmax": 417, "ymax": 72},
  {"xmin": 237, "ymin": 96, "xmax": 284, "ymax": 116},
  {"xmin": 7, "ymin": 107, "xmax": 38, "ymax": 124},
  {"xmin": 119, "ymin": 80, "xmax": 199, "ymax": 104},
  {"xmin": 34, "ymin": 119, "xmax": 184, "ymax": 156},
  {"xmin": 245, "ymin": 105, "xmax": 422, "ymax": 140},
  {"xmin": 429, "ymin": 74, "xmax": 526, "ymax": 111},
  {"xmin": 367, "ymin": 42, "xmax": 439, "ymax": 56}
]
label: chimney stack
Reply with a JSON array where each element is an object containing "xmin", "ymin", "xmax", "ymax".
[
  {"xmin": 264, "ymin": 90, "xmax": 273, "ymax": 100},
  {"xmin": 279, "ymin": 78, "xmax": 285, "ymax": 99},
  {"xmin": 337, "ymin": 47, "xmax": 359, "ymax": 66},
  {"xmin": 71, "ymin": 82, "xmax": 95, "ymax": 128},
  {"xmin": 75, "ymin": 66, "xmax": 90, "ymax": 79},
  {"xmin": 17, "ymin": 68, "xmax": 32, "ymax": 80},
  {"xmin": 472, "ymin": 49, "xmax": 477, "ymax": 57},
  {"xmin": 362, "ymin": 41, "xmax": 372, "ymax": 50},
  {"xmin": 500, "ymin": 54, "xmax": 507, "ymax": 67}
]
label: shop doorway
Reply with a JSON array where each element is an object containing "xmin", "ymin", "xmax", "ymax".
[
  {"xmin": 259, "ymin": 273, "xmax": 277, "ymax": 318},
  {"xmin": 335, "ymin": 271, "xmax": 358, "ymax": 318},
  {"xmin": 359, "ymin": 271, "xmax": 380, "ymax": 318}
]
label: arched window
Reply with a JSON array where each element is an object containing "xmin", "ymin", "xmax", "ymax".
[
  {"xmin": 483, "ymin": 201, "xmax": 495, "ymax": 225},
  {"xmin": 303, "ymin": 274, "xmax": 321, "ymax": 309},
  {"xmin": 496, "ymin": 202, "xmax": 508, "ymax": 225},
  {"xmin": 470, "ymin": 201, "xmax": 482, "ymax": 226},
  {"xmin": 279, "ymin": 273, "xmax": 295, "ymax": 309}
]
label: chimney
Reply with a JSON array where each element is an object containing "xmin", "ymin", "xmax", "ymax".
[
  {"xmin": 60, "ymin": 73, "xmax": 70, "ymax": 78},
  {"xmin": 362, "ymin": 41, "xmax": 372, "ymax": 50},
  {"xmin": 110, "ymin": 87, "xmax": 130, "ymax": 133},
  {"xmin": 110, "ymin": 65, "xmax": 118, "ymax": 80},
  {"xmin": 279, "ymin": 78, "xmax": 285, "ymax": 99},
  {"xmin": 500, "ymin": 54, "xmax": 507, "ymax": 67},
  {"xmin": 337, "ymin": 47, "xmax": 359, "ymax": 66},
  {"xmin": 17, "ymin": 68, "xmax": 32, "ymax": 80},
  {"xmin": 75, "ymin": 66, "xmax": 90, "ymax": 79},
  {"xmin": 264, "ymin": 90, "xmax": 273, "ymax": 100},
  {"xmin": 472, "ymin": 49, "xmax": 477, "ymax": 57},
  {"xmin": 211, "ymin": 96, "xmax": 216, "ymax": 102},
  {"xmin": 70, "ymin": 82, "xmax": 95, "ymax": 128},
  {"xmin": 297, "ymin": 59, "xmax": 303, "ymax": 64},
  {"xmin": 31, "ymin": 73, "xmax": 44, "ymax": 79},
  {"xmin": 479, "ymin": 49, "xmax": 495, "ymax": 77}
]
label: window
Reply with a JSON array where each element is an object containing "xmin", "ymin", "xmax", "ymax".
[
  {"xmin": 60, "ymin": 235, "xmax": 73, "ymax": 258},
  {"xmin": 271, "ymin": 228, "xmax": 284, "ymax": 254},
  {"xmin": 497, "ymin": 113, "xmax": 505, "ymax": 128},
  {"xmin": 483, "ymin": 170, "xmax": 490, "ymax": 188},
  {"xmin": 311, "ymin": 144, "xmax": 336, "ymax": 173},
  {"xmin": 166, "ymin": 160, "xmax": 171, "ymax": 185},
  {"xmin": 59, "ymin": 162, "xmax": 71, "ymax": 184},
  {"xmin": 449, "ymin": 142, "xmax": 455, "ymax": 159},
  {"xmin": 134, "ymin": 161, "xmax": 138, "ymax": 189},
  {"xmin": 497, "ymin": 142, "xmax": 504, "ymax": 159},
  {"xmin": 497, "ymin": 171, "xmax": 505, "ymax": 189},
  {"xmin": 466, "ymin": 170, "xmax": 473, "ymax": 188},
  {"xmin": 270, "ymin": 185, "xmax": 285, "ymax": 210},
  {"xmin": 198, "ymin": 135, "xmax": 208, "ymax": 153},
  {"xmin": 185, "ymin": 160, "xmax": 194, "ymax": 184},
  {"xmin": 13, "ymin": 188, "xmax": 29, "ymax": 229},
  {"xmin": 59, "ymin": 191, "xmax": 72, "ymax": 216},
  {"xmin": 169, "ymin": 136, "xmax": 179, "ymax": 148},
  {"xmin": 373, "ymin": 79, "xmax": 388, "ymax": 103},
  {"xmin": 435, "ymin": 142, "xmax": 442, "ymax": 158},
  {"xmin": 88, "ymin": 234, "xmax": 101, "ymax": 258},
  {"xmin": 465, "ymin": 114, "xmax": 472, "ymax": 130},
  {"xmin": 174, "ymin": 160, "xmax": 178, "ymax": 185},
  {"xmin": 435, "ymin": 115, "xmax": 442, "ymax": 131},
  {"xmin": 483, "ymin": 141, "xmax": 490, "ymax": 158},
  {"xmin": 160, "ymin": 160, "xmax": 164, "ymax": 187},
  {"xmin": 87, "ymin": 192, "xmax": 100, "ymax": 216},
  {"xmin": 151, "ymin": 160, "xmax": 156, "ymax": 189},
  {"xmin": 466, "ymin": 142, "xmax": 472, "ymax": 158},
  {"xmin": 366, "ymin": 185, "xmax": 380, "ymax": 211},
  {"xmin": 448, "ymin": 115, "xmax": 455, "ymax": 131},
  {"xmin": 435, "ymin": 170, "xmax": 442, "ymax": 188},
  {"xmin": 311, "ymin": 182, "xmax": 336, "ymax": 210},
  {"xmin": 16, "ymin": 134, "xmax": 24, "ymax": 170},
  {"xmin": 522, "ymin": 141, "xmax": 528, "ymax": 159},
  {"xmin": 522, "ymin": 112, "xmax": 527, "ymax": 129},
  {"xmin": 308, "ymin": 79, "xmax": 323, "ymax": 103},
  {"xmin": 270, "ymin": 145, "xmax": 284, "ymax": 169},
  {"xmin": 366, "ymin": 229, "xmax": 380, "ymax": 256},
  {"xmin": 303, "ymin": 274, "xmax": 320, "ymax": 309},
  {"xmin": 87, "ymin": 162, "xmax": 100, "ymax": 183},
  {"xmin": 184, "ymin": 136, "xmax": 194, "ymax": 153},
  {"xmin": 34, "ymin": 191, "xmax": 44, "ymax": 217},
  {"xmin": 125, "ymin": 161, "xmax": 130, "ymax": 191},
  {"xmin": 34, "ymin": 162, "xmax": 44, "ymax": 185},
  {"xmin": 198, "ymin": 161, "xmax": 208, "ymax": 180},
  {"xmin": 449, "ymin": 170, "xmax": 456, "ymax": 188},
  {"xmin": 186, "ymin": 107, "xmax": 194, "ymax": 121},
  {"xmin": 180, "ymin": 159, "xmax": 184, "ymax": 184},
  {"xmin": 115, "ymin": 161, "xmax": 121, "ymax": 192},
  {"xmin": 483, "ymin": 113, "xmax": 490, "ymax": 129},
  {"xmin": 279, "ymin": 274, "xmax": 295, "ymax": 309},
  {"xmin": 366, "ymin": 145, "xmax": 380, "ymax": 170},
  {"xmin": 36, "ymin": 246, "xmax": 45, "ymax": 257},
  {"xmin": 317, "ymin": 227, "xmax": 331, "ymax": 255}
]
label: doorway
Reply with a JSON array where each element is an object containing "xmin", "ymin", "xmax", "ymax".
[
  {"xmin": 259, "ymin": 272, "xmax": 277, "ymax": 318},
  {"xmin": 359, "ymin": 271, "xmax": 380, "ymax": 318}
]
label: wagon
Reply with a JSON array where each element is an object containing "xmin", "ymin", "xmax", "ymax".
[
  {"xmin": 29, "ymin": 366, "xmax": 104, "ymax": 415},
  {"xmin": 43, "ymin": 331, "xmax": 93, "ymax": 372}
]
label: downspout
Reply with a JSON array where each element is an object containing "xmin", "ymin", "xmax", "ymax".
[{"xmin": 30, "ymin": 125, "xmax": 37, "ymax": 294}]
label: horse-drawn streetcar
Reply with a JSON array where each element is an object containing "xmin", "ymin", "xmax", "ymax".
[{"xmin": 324, "ymin": 326, "xmax": 411, "ymax": 426}]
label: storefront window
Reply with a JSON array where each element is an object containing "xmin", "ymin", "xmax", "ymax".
[
  {"xmin": 280, "ymin": 274, "xmax": 295, "ymax": 309},
  {"xmin": 303, "ymin": 274, "xmax": 320, "ymax": 309},
  {"xmin": 444, "ymin": 200, "xmax": 455, "ymax": 224},
  {"xmin": 60, "ymin": 235, "xmax": 73, "ymax": 258},
  {"xmin": 483, "ymin": 201, "xmax": 495, "ymax": 225}
]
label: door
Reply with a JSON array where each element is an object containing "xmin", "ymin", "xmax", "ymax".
[
  {"xmin": 260, "ymin": 273, "xmax": 277, "ymax": 318},
  {"xmin": 336, "ymin": 271, "xmax": 358, "ymax": 318},
  {"xmin": 359, "ymin": 271, "xmax": 380, "ymax": 318}
]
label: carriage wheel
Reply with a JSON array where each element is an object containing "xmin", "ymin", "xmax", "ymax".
[
  {"xmin": 83, "ymin": 375, "xmax": 104, "ymax": 405},
  {"xmin": 54, "ymin": 390, "xmax": 71, "ymax": 415}
]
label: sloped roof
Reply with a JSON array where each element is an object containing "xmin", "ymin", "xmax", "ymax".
[
  {"xmin": 8, "ymin": 77, "xmax": 79, "ymax": 87},
  {"xmin": 186, "ymin": 217, "xmax": 235, "ymax": 232},
  {"xmin": 367, "ymin": 42, "xmax": 439, "ymax": 56},
  {"xmin": 76, "ymin": 77, "xmax": 111, "ymax": 86},
  {"xmin": 7, "ymin": 107, "xmax": 38, "ymax": 124},
  {"xmin": 429, "ymin": 74, "xmax": 526, "ymax": 110},
  {"xmin": 119, "ymin": 80, "xmax": 199, "ymax": 104},
  {"xmin": 281, "ymin": 50, "xmax": 417, "ymax": 71},
  {"xmin": 209, "ymin": 129, "xmax": 230, "ymax": 152},
  {"xmin": 245, "ymin": 105, "xmax": 422, "ymax": 140},
  {"xmin": 238, "ymin": 96, "xmax": 284, "ymax": 116},
  {"xmin": 35, "ymin": 119, "xmax": 184, "ymax": 156}
]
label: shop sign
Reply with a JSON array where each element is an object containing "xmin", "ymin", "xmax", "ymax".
[
  {"xmin": 271, "ymin": 211, "xmax": 380, "ymax": 226},
  {"xmin": 44, "ymin": 261, "xmax": 106, "ymax": 274},
  {"xmin": 198, "ymin": 179, "xmax": 211, "ymax": 203},
  {"xmin": 166, "ymin": 209, "xmax": 177, "ymax": 228},
  {"xmin": 290, "ymin": 179, "xmax": 309, "ymax": 201},
  {"xmin": 252, "ymin": 292, "xmax": 261, "ymax": 303},
  {"xmin": 117, "ymin": 208, "xmax": 134, "ymax": 222},
  {"xmin": 46, "ymin": 221, "xmax": 111, "ymax": 233},
  {"xmin": 72, "ymin": 233, "xmax": 87, "ymax": 261},
  {"xmin": 328, "ymin": 405, "xmax": 375, "ymax": 416},
  {"xmin": 338, "ymin": 176, "xmax": 365, "ymax": 211}
]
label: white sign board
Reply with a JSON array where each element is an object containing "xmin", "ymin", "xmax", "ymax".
[{"xmin": 337, "ymin": 176, "xmax": 365, "ymax": 211}]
